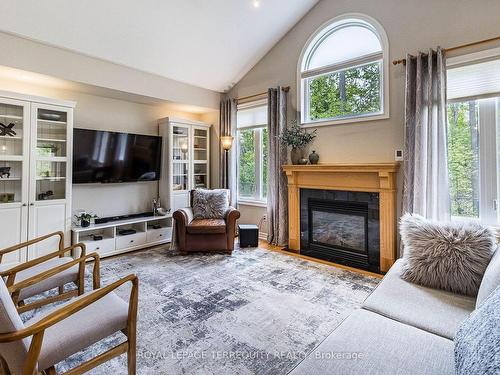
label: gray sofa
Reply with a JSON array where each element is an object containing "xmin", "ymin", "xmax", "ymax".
[{"xmin": 289, "ymin": 247, "xmax": 500, "ymax": 375}]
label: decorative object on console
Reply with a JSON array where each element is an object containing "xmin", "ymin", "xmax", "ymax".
[
  {"xmin": 0, "ymin": 167, "xmax": 10, "ymax": 178},
  {"xmin": 119, "ymin": 229, "xmax": 137, "ymax": 236},
  {"xmin": 92, "ymin": 234, "xmax": 103, "ymax": 241},
  {"xmin": 308, "ymin": 150, "xmax": 319, "ymax": 164},
  {"xmin": 75, "ymin": 212, "xmax": 98, "ymax": 228},
  {"xmin": 399, "ymin": 213, "xmax": 496, "ymax": 296},
  {"xmin": 297, "ymin": 157, "xmax": 308, "ymax": 165},
  {"xmin": 192, "ymin": 189, "xmax": 230, "ymax": 219},
  {"xmin": 0, "ymin": 122, "xmax": 16, "ymax": 137},
  {"xmin": 279, "ymin": 119, "xmax": 317, "ymax": 165},
  {"xmin": 152, "ymin": 197, "xmax": 161, "ymax": 215}
]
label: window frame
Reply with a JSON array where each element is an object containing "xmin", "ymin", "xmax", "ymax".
[
  {"xmin": 297, "ymin": 13, "xmax": 390, "ymax": 128},
  {"xmin": 236, "ymin": 102, "xmax": 268, "ymax": 206}
]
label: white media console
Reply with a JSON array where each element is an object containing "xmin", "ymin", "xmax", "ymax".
[{"xmin": 71, "ymin": 214, "xmax": 172, "ymax": 258}]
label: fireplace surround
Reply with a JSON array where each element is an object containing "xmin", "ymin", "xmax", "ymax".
[{"xmin": 283, "ymin": 163, "xmax": 399, "ymax": 273}]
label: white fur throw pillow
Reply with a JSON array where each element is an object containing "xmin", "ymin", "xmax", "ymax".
[
  {"xmin": 192, "ymin": 189, "xmax": 229, "ymax": 219},
  {"xmin": 400, "ymin": 214, "xmax": 496, "ymax": 297}
]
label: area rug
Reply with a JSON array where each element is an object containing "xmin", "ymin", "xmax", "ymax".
[{"xmin": 27, "ymin": 245, "xmax": 379, "ymax": 374}]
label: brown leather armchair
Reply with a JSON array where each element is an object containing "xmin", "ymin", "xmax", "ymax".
[{"xmin": 173, "ymin": 192, "xmax": 240, "ymax": 254}]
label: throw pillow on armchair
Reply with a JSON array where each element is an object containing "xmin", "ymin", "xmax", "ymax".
[{"xmin": 192, "ymin": 189, "xmax": 230, "ymax": 219}]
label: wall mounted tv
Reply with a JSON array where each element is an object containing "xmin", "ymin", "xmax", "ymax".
[{"xmin": 73, "ymin": 128, "xmax": 162, "ymax": 184}]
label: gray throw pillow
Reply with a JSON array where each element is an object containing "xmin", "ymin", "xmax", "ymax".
[
  {"xmin": 192, "ymin": 189, "xmax": 229, "ymax": 219},
  {"xmin": 400, "ymin": 214, "xmax": 495, "ymax": 296},
  {"xmin": 476, "ymin": 246, "xmax": 500, "ymax": 307},
  {"xmin": 455, "ymin": 285, "xmax": 500, "ymax": 374}
]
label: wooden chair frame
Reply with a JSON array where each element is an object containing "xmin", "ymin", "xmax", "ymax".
[
  {"xmin": 0, "ymin": 271, "xmax": 138, "ymax": 375},
  {"xmin": 0, "ymin": 232, "xmax": 92, "ymax": 313}
]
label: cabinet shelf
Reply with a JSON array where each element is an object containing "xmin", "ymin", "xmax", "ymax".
[
  {"xmin": 37, "ymin": 119, "xmax": 67, "ymax": 125},
  {"xmin": 0, "ymin": 177, "xmax": 21, "ymax": 181},
  {"xmin": 0, "ymin": 136, "xmax": 22, "ymax": 140},
  {"xmin": 37, "ymin": 138, "xmax": 67, "ymax": 143},
  {"xmin": 0, "ymin": 114, "xmax": 23, "ymax": 120},
  {"xmin": 36, "ymin": 176, "xmax": 66, "ymax": 181}
]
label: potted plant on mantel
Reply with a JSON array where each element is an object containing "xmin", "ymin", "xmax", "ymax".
[{"xmin": 279, "ymin": 120, "xmax": 317, "ymax": 165}]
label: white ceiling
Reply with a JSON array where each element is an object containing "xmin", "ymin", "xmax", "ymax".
[{"xmin": 0, "ymin": 0, "xmax": 318, "ymax": 92}]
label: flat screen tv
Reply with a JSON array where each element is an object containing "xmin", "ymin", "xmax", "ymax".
[{"xmin": 73, "ymin": 128, "xmax": 162, "ymax": 183}]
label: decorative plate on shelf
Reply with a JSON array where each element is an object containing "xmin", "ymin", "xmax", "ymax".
[{"xmin": 39, "ymin": 113, "xmax": 62, "ymax": 121}]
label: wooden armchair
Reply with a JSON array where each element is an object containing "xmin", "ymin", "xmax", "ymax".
[
  {"xmin": 0, "ymin": 232, "xmax": 92, "ymax": 314},
  {"xmin": 0, "ymin": 266, "xmax": 138, "ymax": 375}
]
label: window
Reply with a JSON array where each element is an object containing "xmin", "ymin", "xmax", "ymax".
[
  {"xmin": 236, "ymin": 101, "xmax": 268, "ymax": 204},
  {"xmin": 298, "ymin": 15, "xmax": 389, "ymax": 126},
  {"xmin": 447, "ymin": 50, "xmax": 500, "ymax": 225}
]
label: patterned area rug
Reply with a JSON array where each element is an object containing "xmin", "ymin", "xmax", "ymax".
[{"xmin": 26, "ymin": 245, "xmax": 379, "ymax": 374}]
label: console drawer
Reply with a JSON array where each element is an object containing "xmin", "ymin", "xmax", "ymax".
[
  {"xmin": 116, "ymin": 232, "xmax": 147, "ymax": 250},
  {"xmin": 147, "ymin": 227, "xmax": 172, "ymax": 243},
  {"xmin": 82, "ymin": 238, "xmax": 115, "ymax": 257}
]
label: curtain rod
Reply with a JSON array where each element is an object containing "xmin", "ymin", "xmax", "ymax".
[
  {"xmin": 392, "ymin": 35, "xmax": 500, "ymax": 66},
  {"xmin": 234, "ymin": 86, "xmax": 290, "ymax": 102}
]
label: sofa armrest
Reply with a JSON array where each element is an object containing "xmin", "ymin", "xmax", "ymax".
[{"xmin": 225, "ymin": 207, "xmax": 241, "ymax": 250}]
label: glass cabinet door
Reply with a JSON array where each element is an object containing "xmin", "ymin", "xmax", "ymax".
[
  {"xmin": 193, "ymin": 127, "xmax": 208, "ymax": 189},
  {"xmin": 32, "ymin": 106, "xmax": 70, "ymax": 202},
  {"xmin": 0, "ymin": 100, "xmax": 28, "ymax": 205},
  {"xmin": 172, "ymin": 125, "xmax": 190, "ymax": 192}
]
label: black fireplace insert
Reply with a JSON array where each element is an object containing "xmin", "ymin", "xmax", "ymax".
[{"xmin": 300, "ymin": 189, "xmax": 380, "ymax": 273}]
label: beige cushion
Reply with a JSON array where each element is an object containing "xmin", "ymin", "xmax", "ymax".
[
  {"xmin": 289, "ymin": 309, "xmax": 455, "ymax": 375},
  {"xmin": 0, "ymin": 278, "xmax": 30, "ymax": 375},
  {"xmin": 362, "ymin": 259, "xmax": 475, "ymax": 339},
  {"xmin": 187, "ymin": 219, "xmax": 226, "ymax": 234},
  {"xmin": 28, "ymin": 289, "xmax": 129, "ymax": 370},
  {"xmin": 476, "ymin": 245, "xmax": 500, "ymax": 307},
  {"xmin": 15, "ymin": 257, "xmax": 79, "ymax": 300}
]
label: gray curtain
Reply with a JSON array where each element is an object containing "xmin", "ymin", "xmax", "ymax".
[
  {"xmin": 219, "ymin": 98, "xmax": 237, "ymax": 206},
  {"xmin": 402, "ymin": 47, "xmax": 451, "ymax": 221},
  {"xmin": 267, "ymin": 87, "xmax": 288, "ymax": 246}
]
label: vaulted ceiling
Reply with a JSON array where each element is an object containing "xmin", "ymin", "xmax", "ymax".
[{"xmin": 0, "ymin": 0, "xmax": 319, "ymax": 92}]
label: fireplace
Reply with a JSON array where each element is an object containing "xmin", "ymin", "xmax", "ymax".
[{"xmin": 300, "ymin": 189, "xmax": 380, "ymax": 273}]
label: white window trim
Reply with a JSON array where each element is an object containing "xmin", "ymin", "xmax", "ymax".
[
  {"xmin": 236, "ymin": 125, "xmax": 268, "ymax": 205},
  {"xmin": 449, "ymin": 98, "xmax": 498, "ymax": 225},
  {"xmin": 297, "ymin": 13, "xmax": 390, "ymax": 127}
]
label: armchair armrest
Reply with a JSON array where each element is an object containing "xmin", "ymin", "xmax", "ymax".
[
  {"xmin": 0, "ymin": 273, "xmax": 138, "ymax": 344},
  {"xmin": 1, "ymin": 243, "xmax": 87, "ymax": 285},
  {"xmin": 7, "ymin": 250, "xmax": 101, "ymax": 295},
  {"xmin": 225, "ymin": 207, "xmax": 241, "ymax": 250},
  {"xmin": 173, "ymin": 208, "xmax": 194, "ymax": 252},
  {"xmin": 173, "ymin": 207, "xmax": 194, "ymax": 226},
  {"xmin": 0, "ymin": 231, "xmax": 64, "ymax": 262}
]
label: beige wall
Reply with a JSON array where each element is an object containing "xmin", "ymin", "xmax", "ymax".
[
  {"xmin": 0, "ymin": 77, "xmax": 217, "ymax": 217},
  {"xmin": 229, "ymin": 0, "xmax": 500, "ymax": 229}
]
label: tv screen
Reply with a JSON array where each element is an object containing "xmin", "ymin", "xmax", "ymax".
[{"xmin": 73, "ymin": 128, "xmax": 162, "ymax": 183}]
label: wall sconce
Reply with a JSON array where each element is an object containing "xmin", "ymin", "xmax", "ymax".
[{"xmin": 221, "ymin": 136, "xmax": 234, "ymax": 151}]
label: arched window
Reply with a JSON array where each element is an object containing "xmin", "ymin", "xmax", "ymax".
[{"xmin": 298, "ymin": 14, "xmax": 389, "ymax": 126}]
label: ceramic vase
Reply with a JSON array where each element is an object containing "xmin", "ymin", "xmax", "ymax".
[{"xmin": 309, "ymin": 150, "xmax": 319, "ymax": 164}]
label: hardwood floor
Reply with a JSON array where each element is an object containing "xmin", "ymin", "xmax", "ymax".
[{"xmin": 257, "ymin": 240, "xmax": 383, "ymax": 279}]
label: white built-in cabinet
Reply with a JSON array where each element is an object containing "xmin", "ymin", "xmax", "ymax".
[
  {"xmin": 158, "ymin": 117, "xmax": 211, "ymax": 211},
  {"xmin": 0, "ymin": 90, "xmax": 75, "ymax": 268}
]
